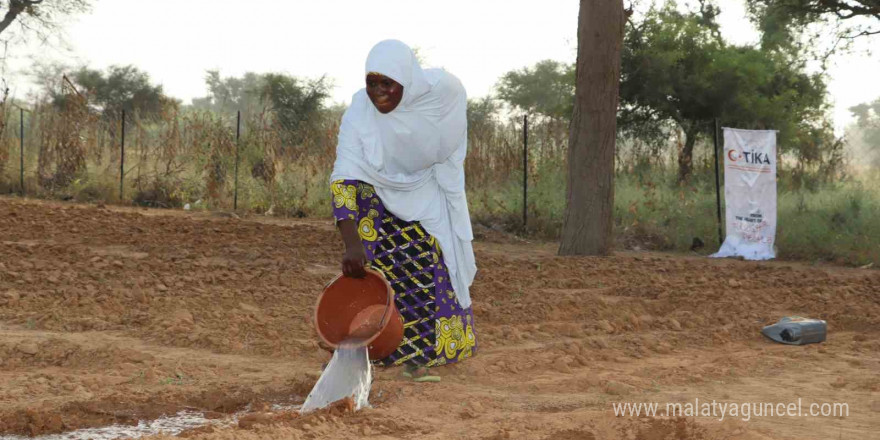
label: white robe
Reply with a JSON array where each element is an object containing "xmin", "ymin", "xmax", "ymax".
[{"xmin": 330, "ymin": 40, "xmax": 476, "ymax": 309}]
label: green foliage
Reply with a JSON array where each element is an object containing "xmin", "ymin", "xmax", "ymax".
[
  {"xmin": 259, "ymin": 73, "xmax": 330, "ymax": 146},
  {"xmin": 850, "ymin": 98, "xmax": 880, "ymax": 147},
  {"xmin": 746, "ymin": 0, "xmax": 880, "ymax": 48},
  {"xmin": 492, "ymin": 2, "xmax": 835, "ymax": 181},
  {"xmin": 193, "ymin": 71, "xmax": 265, "ymax": 115},
  {"xmin": 848, "ymin": 98, "xmax": 880, "ymax": 168},
  {"xmin": 467, "ymin": 97, "xmax": 500, "ymax": 140},
  {"xmin": 776, "ymin": 180, "xmax": 880, "ymax": 265},
  {"xmin": 191, "ymin": 71, "xmax": 331, "ymax": 148},
  {"xmin": 620, "ymin": 4, "xmax": 726, "ymax": 136},
  {"xmin": 714, "ymin": 49, "xmax": 830, "ymax": 158},
  {"xmin": 463, "ymin": 155, "xmax": 880, "ymax": 266},
  {"xmin": 850, "ymin": 98, "xmax": 880, "ymax": 128},
  {"xmin": 69, "ymin": 65, "xmax": 174, "ymax": 119},
  {"xmin": 495, "ymin": 60, "xmax": 574, "ymax": 120},
  {"xmin": 620, "ymin": 2, "xmax": 833, "ymax": 180}
]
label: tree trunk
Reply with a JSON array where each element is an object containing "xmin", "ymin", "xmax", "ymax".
[
  {"xmin": 677, "ymin": 127, "xmax": 698, "ymax": 183},
  {"xmin": 559, "ymin": 0, "xmax": 624, "ymax": 256}
]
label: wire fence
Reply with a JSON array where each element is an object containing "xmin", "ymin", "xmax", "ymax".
[
  {"xmin": 4, "ymin": 92, "xmax": 866, "ymax": 249},
  {"xmin": 0, "ymin": 97, "xmax": 577, "ymax": 229}
]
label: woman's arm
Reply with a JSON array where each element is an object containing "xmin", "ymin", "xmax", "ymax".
[
  {"xmin": 331, "ymin": 180, "xmax": 367, "ymax": 278},
  {"xmin": 338, "ymin": 219, "xmax": 367, "ymax": 278}
]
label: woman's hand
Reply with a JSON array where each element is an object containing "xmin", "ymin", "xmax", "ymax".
[
  {"xmin": 337, "ymin": 219, "xmax": 367, "ymax": 278},
  {"xmin": 342, "ymin": 245, "xmax": 368, "ymax": 278}
]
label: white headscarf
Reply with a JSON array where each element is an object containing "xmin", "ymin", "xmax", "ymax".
[{"xmin": 330, "ymin": 40, "xmax": 476, "ymax": 308}]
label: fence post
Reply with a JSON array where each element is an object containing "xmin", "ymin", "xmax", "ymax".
[
  {"xmin": 234, "ymin": 110, "xmax": 241, "ymax": 211},
  {"xmin": 713, "ymin": 118, "xmax": 723, "ymax": 245},
  {"xmin": 523, "ymin": 114, "xmax": 528, "ymax": 229},
  {"xmin": 120, "ymin": 109, "xmax": 125, "ymax": 202},
  {"xmin": 19, "ymin": 108, "xmax": 24, "ymax": 196}
]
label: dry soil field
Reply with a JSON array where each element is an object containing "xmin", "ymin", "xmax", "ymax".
[{"xmin": 0, "ymin": 196, "xmax": 878, "ymax": 439}]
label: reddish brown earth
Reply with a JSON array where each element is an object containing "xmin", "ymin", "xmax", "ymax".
[{"xmin": 1, "ymin": 196, "xmax": 878, "ymax": 439}]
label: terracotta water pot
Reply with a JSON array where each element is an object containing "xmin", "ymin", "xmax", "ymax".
[{"xmin": 314, "ymin": 268, "xmax": 403, "ymax": 361}]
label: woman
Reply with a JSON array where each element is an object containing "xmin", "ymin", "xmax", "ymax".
[{"xmin": 330, "ymin": 40, "xmax": 477, "ymax": 371}]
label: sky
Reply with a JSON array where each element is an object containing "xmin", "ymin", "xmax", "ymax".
[{"xmin": 3, "ymin": 0, "xmax": 879, "ymax": 133}]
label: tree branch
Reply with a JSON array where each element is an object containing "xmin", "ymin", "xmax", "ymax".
[
  {"xmin": 805, "ymin": 0, "xmax": 879, "ymax": 19},
  {"xmin": 0, "ymin": 2, "xmax": 28, "ymax": 36},
  {"xmin": 844, "ymin": 27, "xmax": 880, "ymax": 38},
  {"xmin": 0, "ymin": 0, "xmax": 60, "ymax": 38}
]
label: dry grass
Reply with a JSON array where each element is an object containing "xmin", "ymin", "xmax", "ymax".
[{"xmin": 1, "ymin": 99, "xmax": 877, "ymax": 266}]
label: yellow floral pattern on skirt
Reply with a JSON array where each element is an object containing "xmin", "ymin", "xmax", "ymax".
[
  {"xmin": 331, "ymin": 181, "xmax": 358, "ymax": 212},
  {"xmin": 358, "ymin": 209, "xmax": 379, "ymax": 241},
  {"xmin": 331, "ymin": 178, "xmax": 478, "ymax": 367},
  {"xmin": 435, "ymin": 315, "xmax": 476, "ymax": 362}
]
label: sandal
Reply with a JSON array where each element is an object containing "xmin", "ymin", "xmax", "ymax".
[{"xmin": 402, "ymin": 364, "xmax": 441, "ymax": 383}]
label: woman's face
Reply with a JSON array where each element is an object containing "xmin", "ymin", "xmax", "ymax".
[{"xmin": 366, "ymin": 73, "xmax": 403, "ymax": 114}]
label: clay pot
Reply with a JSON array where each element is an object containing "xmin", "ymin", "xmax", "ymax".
[{"xmin": 314, "ymin": 268, "xmax": 403, "ymax": 361}]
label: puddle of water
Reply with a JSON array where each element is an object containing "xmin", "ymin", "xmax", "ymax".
[
  {"xmin": 300, "ymin": 342, "xmax": 372, "ymax": 413},
  {"xmin": 0, "ymin": 410, "xmax": 228, "ymax": 440},
  {"xmin": 0, "ymin": 404, "xmax": 305, "ymax": 440},
  {"xmin": 0, "ymin": 346, "xmax": 369, "ymax": 439}
]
